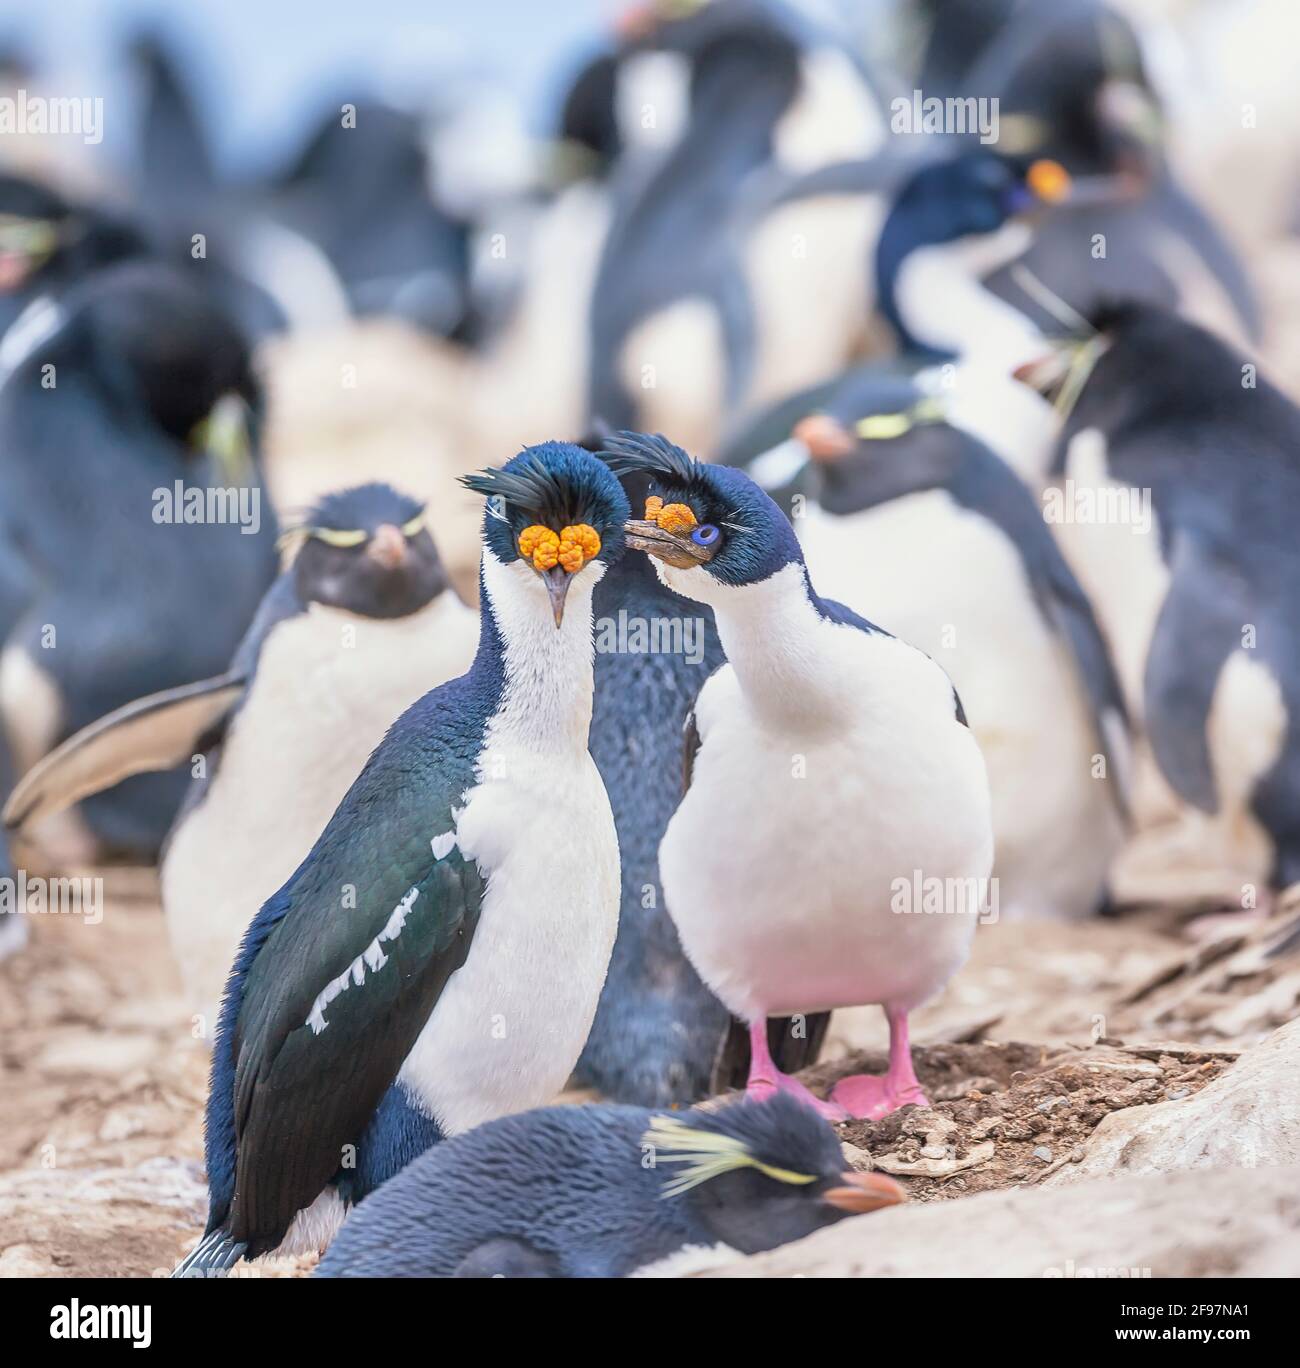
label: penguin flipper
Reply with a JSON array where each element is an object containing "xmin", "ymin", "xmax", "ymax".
[
  {"xmin": 3, "ymin": 673, "xmax": 245, "ymax": 831},
  {"xmin": 1034, "ymin": 541, "xmax": 1132, "ymax": 818},
  {"xmin": 1154, "ymin": 179, "xmax": 1262, "ymax": 342},
  {"xmin": 1143, "ymin": 537, "xmax": 1250, "ymax": 815},
  {"xmin": 454, "ymin": 1238, "xmax": 561, "ymax": 1279}
]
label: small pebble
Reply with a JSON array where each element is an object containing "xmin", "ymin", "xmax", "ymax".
[
  {"xmin": 1032, "ymin": 1145, "xmax": 1053, "ymax": 1163},
  {"xmin": 1166, "ymin": 1087, "xmax": 1190, "ymax": 1100},
  {"xmin": 919, "ymin": 1144, "xmax": 947, "ymax": 1160}
]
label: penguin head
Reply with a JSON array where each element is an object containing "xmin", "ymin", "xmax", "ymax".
[
  {"xmin": 620, "ymin": 0, "xmax": 798, "ymax": 60},
  {"xmin": 990, "ymin": 4, "xmax": 1164, "ymax": 181},
  {"xmin": 282, "ymin": 483, "xmax": 449, "ymax": 620},
  {"xmin": 882, "ymin": 150, "xmax": 1072, "ymax": 261},
  {"xmin": 874, "ymin": 150, "xmax": 1074, "ymax": 358},
  {"xmin": 54, "ymin": 261, "xmax": 257, "ymax": 471},
  {"xmin": 0, "ymin": 175, "xmax": 144, "ymax": 299},
  {"xmin": 461, "ymin": 441, "xmax": 630, "ymax": 628},
  {"xmin": 605, "ymin": 430, "xmax": 801, "ymax": 604},
  {"xmin": 644, "ymin": 1095, "xmax": 905, "ymax": 1256},
  {"xmin": 753, "ymin": 373, "xmax": 968, "ymax": 516},
  {"xmin": 0, "ymin": 175, "xmax": 67, "ymax": 294}
]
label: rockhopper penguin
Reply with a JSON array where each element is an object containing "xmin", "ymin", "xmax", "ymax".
[{"xmin": 315, "ymin": 1092, "xmax": 905, "ymax": 1278}]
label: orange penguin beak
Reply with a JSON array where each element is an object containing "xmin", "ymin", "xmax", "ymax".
[
  {"xmin": 821, "ymin": 1170, "xmax": 908, "ymax": 1214},
  {"xmin": 792, "ymin": 414, "xmax": 856, "ymax": 463},
  {"xmin": 367, "ymin": 523, "xmax": 407, "ymax": 570}
]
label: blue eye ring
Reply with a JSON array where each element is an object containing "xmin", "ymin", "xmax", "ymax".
[{"xmin": 691, "ymin": 524, "xmax": 720, "ymax": 548}]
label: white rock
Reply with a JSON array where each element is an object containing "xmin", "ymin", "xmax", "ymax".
[
  {"xmin": 701, "ymin": 1165, "xmax": 1300, "ymax": 1278},
  {"xmin": 1048, "ymin": 1018, "xmax": 1300, "ymax": 1183}
]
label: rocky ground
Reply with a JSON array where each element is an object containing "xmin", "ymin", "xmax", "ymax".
[{"xmin": 2, "ymin": 866, "xmax": 1297, "ymax": 1279}]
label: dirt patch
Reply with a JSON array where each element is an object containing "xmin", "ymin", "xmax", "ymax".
[{"xmin": 819, "ymin": 1040, "xmax": 1236, "ymax": 1202}]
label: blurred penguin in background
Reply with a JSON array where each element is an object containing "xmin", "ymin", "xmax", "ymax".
[
  {"xmin": 126, "ymin": 32, "xmax": 350, "ymax": 340},
  {"xmin": 914, "ymin": 0, "xmax": 1258, "ymax": 346},
  {"xmin": 271, "ymin": 101, "xmax": 473, "ymax": 339},
  {"xmin": 6, "ymin": 485, "xmax": 477, "ymax": 1026},
  {"xmin": 586, "ymin": 0, "xmax": 892, "ymax": 453},
  {"xmin": 1020, "ymin": 303, "xmax": 1300, "ymax": 902},
  {"xmin": 0, "ymin": 174, "xmax": 148, "ymax": 339},
  {"xmin": 720, "ymin": 150, "xmax": 1080, "ymax": 488},
  {"xmin": 0, "ymin": 261, "xmax": 278, "ymax": 861}
]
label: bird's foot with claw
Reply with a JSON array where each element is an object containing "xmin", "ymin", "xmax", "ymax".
[
  {"xmin": 830, "ymin": 1073, "xmax": 930, "ymax": 1120},
  {"xmin": 748, "ymin": 1073, "xmax": 848, "ymax": 1123}
]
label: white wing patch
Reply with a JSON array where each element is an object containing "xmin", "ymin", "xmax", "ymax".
[
  {"xmin": 430, "ymin": 831, "xmax": 457, "ymax": 860},
  {"xmin": 306, "ymin": 885, "xmax": 420, "ymax": 1035},
  {"xmin": 0, "ymin": 294, "xmax": 65, "ymax": 385}
]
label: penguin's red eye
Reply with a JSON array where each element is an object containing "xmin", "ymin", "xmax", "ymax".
[{"xmin": 691, "ymin": 524, "xmax": 720, "ymax": 547}]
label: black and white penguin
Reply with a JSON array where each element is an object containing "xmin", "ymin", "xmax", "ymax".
[
  {"xmin": 916, "ymin": 0, "xmax": 1259, "ymax": 344},
  {"xmin": 586, "ymin": 0, "xmax": 891, "ymax": 453},
  {"xmin": 1021, "ymin": 304, "xmax": 1300, "ymax": 899},
  {"xmin": 0, "ymin": 261, "xmax": 278, "ymax": 861},
  {"xmin": 315, "ymin": 1093, "xmax": 904, "ymax": 1278},
  {"xmin": 5, "ymin": 485, "xmax": 478, "ymax": 1027},
  {"xmin": 271, "ymin": 101, "xmax": 472, "ymax": 339}
]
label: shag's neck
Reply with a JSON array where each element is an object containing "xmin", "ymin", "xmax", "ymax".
[
  {"xmin": 879, "ymin": 221, "xmax": 1044, "ymax": 368},
  {"xmin": 476, "ymin": 551, "xmax": 599, "ymax": 758},
  {"xmin": 704, "ymin": 562, "xmax": 856, "ymax": 729}
]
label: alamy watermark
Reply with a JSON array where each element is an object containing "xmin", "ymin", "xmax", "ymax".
[
  {"xmin": 1044, "ymin": 1259, "xmax": 1152, "ymax": 1279},
  {"xmin": 0, "ymin": 91, "xmax": 103, "ymax": 145},
  {"xmin": 0, "ymin": 870, "xmax": 102, "ymax": 925},
  {"xmin": 594, "ymin": 610, "xmax": 706, "ymax": 666},
  {"xmin": 152, "ymin": 482, "xmax": 262, "ymax": 536},
  {"xmin": 891, "ymin": 90, "xmax": 999, "ymax": 145},
  {"xmin": 891, "ymin": 869, "xmax": 999, "ymax": 924},
  {"xmin": 1042, "ymin": 480, "xmax": 1152, "ymax": 535}
]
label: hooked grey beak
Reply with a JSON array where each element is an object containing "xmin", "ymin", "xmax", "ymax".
[
  {"xmin": 541, "ymin": 565, "xmax": 572, "ymax": 628},
  {"xmin": 623, "ymin": 519, "xmax": 710, "ymax": 570}
]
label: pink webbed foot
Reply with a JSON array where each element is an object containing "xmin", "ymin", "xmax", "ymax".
[
  {"xmin": 830, "ymin": 1072, "xmax": 929, "ymax": 1120},
  {"xmin": 747, "ymin": 1072, "xmax": 848, "ymax": 1123},
  {"xmin": 745, "ymin": 1019, "xmax": 847, "ymax": 1122},
  {"xmin": 830, "ymin": 1008, "xmax": 929, "ymax": 1119}
]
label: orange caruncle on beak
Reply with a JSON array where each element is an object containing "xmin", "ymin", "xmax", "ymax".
[
  {"xmin": 644, "ymin": 498, "xmax": 697, "ymax": 534},
  {"xmin": 517, "ymin": 523, "xmax": 602, "ymax": 573},
  {"xmin": 518, "ymin": 524, "xmax": 602, "ymax": 628},
  {"xmin": 558, "ymin": 524, "xmax": 601, "ymax": 572},
  {"xmin": 1027, "ymin": 158, "xmax": 1071, "ymax": 204},
  {"xmin": 519, "ymin": 524, "xmax": 560, "ymax": 569}
]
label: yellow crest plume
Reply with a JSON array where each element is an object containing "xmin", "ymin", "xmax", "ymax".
[{"xmin": 641, "ymin": 1115, "xmax": 817, "ymax": 1200}]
